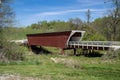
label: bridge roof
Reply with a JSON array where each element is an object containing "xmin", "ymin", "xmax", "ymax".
[{"xmin": 27, "ymin": 30, "xmax": 85, "ymax": 36}]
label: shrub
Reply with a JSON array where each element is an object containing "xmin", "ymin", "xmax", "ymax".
[
  {"xmin": 0, "ymin": 42, "xmax": 25, "ymax": 62},
  {"xmin": 102, "ymin": 49, "xmax": 120, "ymax": 60},
  {"xmin": 115, "ymin": 49, "xmax": 120, "ymax": 59}
]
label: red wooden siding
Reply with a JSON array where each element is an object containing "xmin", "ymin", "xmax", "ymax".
[{"xmin": 27, "ymin": 31, "xmax": 72, "ymax": 48}]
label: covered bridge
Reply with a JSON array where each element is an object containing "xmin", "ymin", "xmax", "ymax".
[
  {"xmin": 27, "ymin": 30, "xmax": 120, "ymax": 54},
  {"xmin": 27, "ymin": 30, "xmax": 85, "ymax": 54}
]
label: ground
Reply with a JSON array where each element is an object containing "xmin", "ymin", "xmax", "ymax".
[{"xmin": 0, "ymin": 54, "xmax": 120, "ymax": 80}]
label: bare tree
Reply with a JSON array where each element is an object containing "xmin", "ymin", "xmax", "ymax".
[
  {"xmin": 0, "ymin": 0, "xmax": 14, "ymax": 45},
  {"xmin": 105, "ymin": 0, "xmax": 120, "ymax": 41},
  {"xmin": 0, "ymin": 0, "xmax": 14, "ymax": 49},
  {"xmin": 0, "ymin": 0, "xmax": 14, "ymax": 28},
  {"xmin": 69, "ymin": 18, "xmax": 83, "ymax": 30},
  {"xmin": 0, "ymin": 0, "xmax": 24, "ymax": 61}
]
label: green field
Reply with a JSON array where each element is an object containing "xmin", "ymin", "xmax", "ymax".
[
  {"xmin": 4, "ymin": 28, "xmax": 42, "ymax": 40},
  {"xmin": 1, "ymin": 28, "xmax": 120, "ymax": 80},
  {"xmin": 0, "ymin": 53, "xmax": 120, "ymax": 80}
]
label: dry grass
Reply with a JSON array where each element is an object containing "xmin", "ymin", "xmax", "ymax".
[
  {"xmin": 50, "ymin": 57, "xmax": 81, "ymax": 69},
  {"xmin": 0, "ymin": 74, "xmax": 39, "ymax": 80}
]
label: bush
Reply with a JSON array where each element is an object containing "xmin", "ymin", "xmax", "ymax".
[
  {"xmin": 81, "ymin": 26, "xmax": 106, "ymax": 41},
  {"xmin": 116, "ymin": 49, "xmax": 120, "ymax": 59},
  {"xmin": 0, "ymin": 42, "xmax": 25, "ymax": 62},
  {"xmin": 0, "ymin": 27, "xmax": 26, "ymax": 62},
  {"xmin": 102, "ymin": 49, "xmax": 120, "ymax": 60}
]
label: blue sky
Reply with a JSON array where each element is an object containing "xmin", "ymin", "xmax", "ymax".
[{"xmin": 12, "ymin": 0, "xmax": 112, "ymax": 27}]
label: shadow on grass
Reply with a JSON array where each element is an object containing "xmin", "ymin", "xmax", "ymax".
[
  {"xmin": 76, "ymin": 51, "xmax": 103, "ymax": 57},
  {"xmin": 31, "ymin": 45, "xmax": 52, "ymax": 55},
  {"xmin": 85, "ymin": 52, "xmax": 103, "ymax": 57},
  {"xmin": 30, "ymin": 46, "xmax": 103, "ymax": 57}
]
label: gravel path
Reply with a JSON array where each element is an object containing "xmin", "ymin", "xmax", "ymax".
[{"xmin": 0, "ymin": 74, "xmax": 39, "ymax": 80}]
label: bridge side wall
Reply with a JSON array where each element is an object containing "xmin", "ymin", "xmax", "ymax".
[{"xmin": 27, "ymin": 31, "xmax": 71, "ymax": 48}]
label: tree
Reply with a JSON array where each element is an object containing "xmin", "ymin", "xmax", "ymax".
[
  {"xmin": 0, "ymin": 0, "xmax": 12, "ymax": 45},
  {"xmin": 93, "ymin": 0, "xmax": 120, "ymax": 41},
  {"xmin": 105, "ymin": 0, "xmax": 120, "ymax": 41},
  {"xmin": 0, "ymin": 0, "xmax": 14, "ymax": 45},
  {"xmin": 31, "ymin": 23, "xmax": 39, "ymax": 29},
  {"xmin": 40, "ymin": 21, "xmax": 49, "ymax": 32},
  {"xmin": 0, "ymin": 0, "xmax": 14, "ymax": 28},
  {"xmin": 68, "ymin": 18, "xmax": 83, "ymax": 30},
  {"xmin": 0, "ymin": 0, "xmax": 24, "ymax": 61},
  {"xmin": 93, "ymin": 17, "xmax": 110, "ymax": 40},
  {"xmin": 53, "ymin": 20, "xmax": 70, "ymax": 31}
]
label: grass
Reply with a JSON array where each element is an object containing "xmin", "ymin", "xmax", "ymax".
[
  {"xmin": 1, "ymin": 28, "xmax": 120, "ymax": 79},
  {"xmin": 5, "ymin": 28, "xmax": 42, "ymax": 40},
  {"xmin": 0, "ymin": 54, "xmax": 120, "ymax": 80}
]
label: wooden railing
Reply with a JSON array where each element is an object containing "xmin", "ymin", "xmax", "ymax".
[{"xmin": 67, "ymin": 41, "xmax": 120, "ymax": 50}]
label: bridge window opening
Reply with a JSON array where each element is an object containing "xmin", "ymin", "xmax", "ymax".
[{"xmin": 70, "ymin": 32, "xmax": 82, "ymax": 42}]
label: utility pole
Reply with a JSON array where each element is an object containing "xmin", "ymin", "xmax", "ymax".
[
  {"xmin": 0, "ymin": 0, "xmax": 1, "ymax": 4},
  {"xmin": 86, "ymin": 9, "xmax": 91, "ymax": 25}
]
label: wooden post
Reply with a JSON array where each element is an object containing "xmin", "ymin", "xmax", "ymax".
[
  {"xmin": 28, "ymin": 45, "xmax": 32, "ymax": 51},
  {"xmin": 61, "ymin": 49, "xmax": 64, "ymax": 55},
  {"xmin": 74, "ymin": 48, "xmax": 76, "ymax": 55}
]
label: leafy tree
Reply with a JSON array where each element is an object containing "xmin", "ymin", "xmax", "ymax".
[
  {"xmin": 31, "ymin": 23, "xmax": 39, "ymax": 29},
  {"xmin": 29, "ymin": 20, "xmax": 72, "ymax": 32},
  {"xmin": 53, "ymin": 20, "xmax": 70, "ymax": 31},
  {"xmin": 93, "ymin": 17, "xmax": 110, "ymax": 40},
  {"xmin": 82, "ymin": 25, "xmax": 106, "ymax": 41},
  {"xmin": 40, "ymin": 21, "xmax": 49, "ymax": 32}
]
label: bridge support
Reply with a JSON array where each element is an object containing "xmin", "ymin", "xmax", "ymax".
[
  {"xmin": 60, "ymin": 48, "xmax": 77, "ymax": 55},
  {"xmin": 82, "ymin": 49, "xmax": 92, "ymax": 56},
  {"xmin": 61, "ymin": 49, "xmax": 65, "ymax": 55},
  {"xmin": 74, "ymin": 48, "xmax": 76, "ymax": 55}
]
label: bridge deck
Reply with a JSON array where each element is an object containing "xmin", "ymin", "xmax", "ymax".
[{"xmin": 67, "ymin": 41, "xmax": 120, "ymax": 50}]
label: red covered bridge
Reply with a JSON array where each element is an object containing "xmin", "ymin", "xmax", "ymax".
[
  {"xmin": 27, "ymin": 30, "xmax": 120, "ymax": 54},
  {"xmin": 27, "ymin": 30, "xmax": 85, "ymax": 54}
]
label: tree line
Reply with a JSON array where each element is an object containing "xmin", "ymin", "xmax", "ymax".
[{"xmin": 27, "ymin": 16, "xmax": 120, "ymax": 41}]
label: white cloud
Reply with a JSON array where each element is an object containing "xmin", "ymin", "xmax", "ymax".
[
  {"xmin": 33, "ymin": 9, "xmax": 106, "ymax": 17},
  {"xmin": 37, "ymin": 9, "xmax": 87, "ymax": 16},
  {"xmin": 17, "ymin": 8, "xmax": 107, "ymax": 26},
  {"xmin": 77, "ymin": 0, "xmax": 92, "ymax": 3},
  {"xmin": 77, "ymin": 0, "xmax": 104, "ymax": 7}
]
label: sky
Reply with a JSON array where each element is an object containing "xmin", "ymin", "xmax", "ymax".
[{"xmin": 12, "ymin": 0, "xmax": 113, "ymax": 27}]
